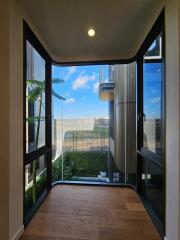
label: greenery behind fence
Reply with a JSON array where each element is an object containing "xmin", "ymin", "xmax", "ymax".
[{"xmin": 52, "ymin": 151, "xmax": 108, "ymax": 181}]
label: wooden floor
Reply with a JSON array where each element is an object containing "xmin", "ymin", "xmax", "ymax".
[{"xmin": 21, "ymin": 185, "xmax": 161, "ymax": 240}]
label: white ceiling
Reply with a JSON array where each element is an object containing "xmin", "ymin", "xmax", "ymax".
[{"xmin": 20, "ymin": 0, "xmax": 164, "ymax": 63}]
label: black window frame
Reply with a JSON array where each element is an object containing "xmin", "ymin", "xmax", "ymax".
[
  {"xmin": 136, "ymin": 10, "xmax": 166, "ymax": 238},
  {"xmin": 23, "ymin": 21, "xmax": 52, "ymax": 225}
]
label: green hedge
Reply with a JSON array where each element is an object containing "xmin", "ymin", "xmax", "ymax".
[{"xmin": 52, "ymin": 151, "xmax": 108, "ymax": 181}]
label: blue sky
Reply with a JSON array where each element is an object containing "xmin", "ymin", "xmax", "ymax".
[
  {"xmin": 51, "ymin": 63, "xmax": 161, "ymax": 120},
  {"xmin": 144, "ymin": 62, "xmax": 162, "ymax": 119},
  {"xmin": 52, "ymin": 65, "xmax": 109, "ymax": 119}
]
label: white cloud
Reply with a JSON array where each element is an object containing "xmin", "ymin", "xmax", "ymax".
[
  {"xmin": 93, "ymin": 82, "xmax": 99, "ymax": 93},
  {"xmin": 65, "ymin": 98, "xmax": 76, "ymax": 103},
  {"xmin": 72, "ymin": 71, "xmax": 96, "ymax": 90},
  {"xmin": 149, "ymin": 97, "xmax": 161, "ymax": 104},
  {"xmin": 64, "ymin": 66, "xmax": 77, "ymax": 80}
]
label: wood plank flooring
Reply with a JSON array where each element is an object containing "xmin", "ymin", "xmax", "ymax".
[{"xmin": 21, "ymin": 185, "xmax": 161, "ymax": 240}]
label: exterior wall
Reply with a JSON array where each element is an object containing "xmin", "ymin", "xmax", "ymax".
[
  {"xmin": 109, "ymin": 101, "xmax": 114, "ymax": 140},
  {"xmin": 112, "ymin": 63, "xmax": 136, "ymax": 184},
  {"xmin": 52, "ymin": 118, "xmax": 109, "ymax": 158}
]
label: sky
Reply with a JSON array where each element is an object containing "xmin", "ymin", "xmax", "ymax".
[
  {"xmin": 143, "ymin": 62, "xmax": 162, "ymax": 119},
  {"xmin": 52, "ymin": 65, "xmax": 109, "ymax": 119},
  {"xmin": 143, "ymin": 34, "xmax": 162, "ymax": 120},
  {"xmin": 51, "ymin": 62, "xmax": 162, "ymax": 120}
]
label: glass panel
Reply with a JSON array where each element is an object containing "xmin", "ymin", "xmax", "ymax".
[
  {"xmin": 62, "ymin": 120, "xmax": 109, "ymax": 182},
  {"xmin": 143, "ymin": 34, "xmax": 162, "ymax": 156},
  {"xmin": 24, "ymin": 155, "xmax": 47, "ymax": 218},
  {"xmin": 52, "ymin": 65, "xmax": 110, "ymax": 183},
  {"xmin": 145, "ymin": 157, "xmax": 164, "ymax": 221},
  {"xmin": 141, "ymin": 156, "xmax": 163, "ymax": 222},
  {"xmin": 51, "ymin": 63, "xmax": 137, "ymax": 185},
  {"xmin": 26, "ymin": 41, "xmax": 46, "ymax": 153}
]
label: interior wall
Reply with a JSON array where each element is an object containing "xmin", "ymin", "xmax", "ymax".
[
  {"xmin": 0, "ymin": 1, "xmax": 10, "ymax": 239},
  {"xmin": 2, "ymin": 0, "xmax": 48, "ymax": 239},
  {"xmin": 165, "ymin": 0, "xmax": 180, "ymax": 239},
  {"xmin": 9, "ymin": 0, "xmax": 24, "ymax": 239}
]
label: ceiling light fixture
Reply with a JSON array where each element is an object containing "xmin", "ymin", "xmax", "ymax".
[{"xmin": 88, "ymin": 28, "xmax": 95, "ymax": 37}]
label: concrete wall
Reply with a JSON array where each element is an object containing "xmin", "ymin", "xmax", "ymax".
[{"xmin": 53, "ymin": 118, "xmax": 108, "ymax": 157}]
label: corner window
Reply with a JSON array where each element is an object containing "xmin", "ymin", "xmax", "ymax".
[
  {"xmin": 26, "ymin": 41, "xmax": 46, "ymax": 153},
  {"xmin": 143, "ymin": 34, "xmax": 163, "ymax": 156},
  {"xmin": 24, "ymin": 22, "xmax": 51, "ymax": 224}
]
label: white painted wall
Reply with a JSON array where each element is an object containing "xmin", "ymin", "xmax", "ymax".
[
  {"xmin": 9, "ymin": 0, "xmax": 24, "ymax": 239},
  {"xmin": 0, "ymin": 1, "xmax": 10, "ymax": 239},
  {"xmin": 165, "ymin": 1, "xmax": 180, "ymax": 239},
  {"xmin": 1, "ymin": 0, "xmax": 54, "ymax": 239}
]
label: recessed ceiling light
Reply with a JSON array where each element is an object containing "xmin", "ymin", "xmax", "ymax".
[{"xmin": 88, "ymin": 28, "xmax": 95, "ymax": 37}]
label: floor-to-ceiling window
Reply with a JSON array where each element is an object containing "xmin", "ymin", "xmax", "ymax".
[
  {"xmin": 51, "ymin": 65, "xmax": 110, "ymax": 183},
  {"xmin": 24, "ymin": 23, "xmax": 51, "ymax": 224},
  {"xmin": 137, "ymin": 11, "xmax": 165, "ymax": 237},
  {"xmin": 143, "ymin": 33, "xmax": 164, "ymax": 219},
  {"xmin": 143, "ymin": 35, "xmax": 163, "ymax": 157},
  {"xmin": 51, "ymin": 63, "xmax": 137, "ymax": 185}
]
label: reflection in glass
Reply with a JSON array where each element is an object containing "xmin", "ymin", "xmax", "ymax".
[
  {"xmin": 26, "ymin": 41, "xmax": 45, "ymax": 153},
  {"xmin": 144, "ymin": 35, "xmax": 162, "ymax": 59},
  {"xmin": 143, "ymin": 35, "xmax": 162, "ymax": 156},
  {"xmin": 24, "ymin": 155, "xmax": 47, "ymax": 217},
  {"xmin": 145, "ymin": 158, "xmax": 164, "ymax": 221}
]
